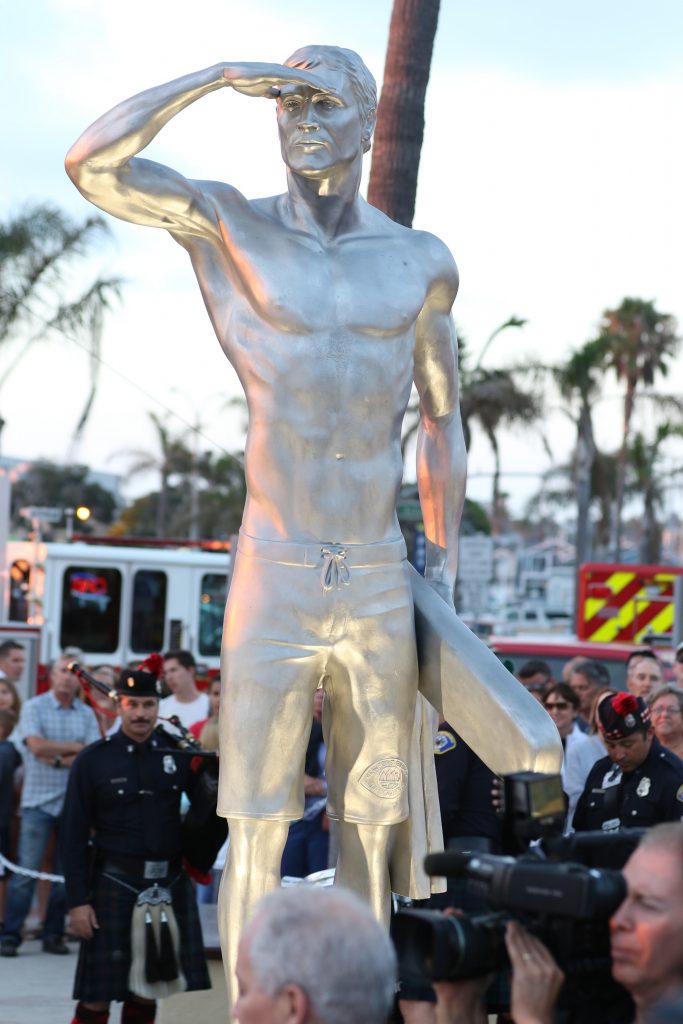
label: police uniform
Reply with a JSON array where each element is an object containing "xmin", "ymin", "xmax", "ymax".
[
  {"xmin": 573, "ymin": 691, "xmax": 683, "ymax": 834},
  {"xmin": 573, "ymin": 738, "xmax": 683, "ymax": 832},
  {"xmin": 434, "ymin": 722, "xmax": 500, "ymax": 852},
  {"xmin": 62, "ymin": 670, "xmax": 210, "ymax": 1011}
]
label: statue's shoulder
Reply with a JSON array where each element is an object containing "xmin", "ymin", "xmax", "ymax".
[
  {"xmin": 364, "ymin": 203, "xmax": 456, "ymax": 262},
  {"xmin": 411, "ymin": 228, "xmax": 459, "ymax": 296}
]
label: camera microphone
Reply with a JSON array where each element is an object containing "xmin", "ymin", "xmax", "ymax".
[{"xmin": 424, "ymin": 850, "xmax": 484, "ymax": 877}]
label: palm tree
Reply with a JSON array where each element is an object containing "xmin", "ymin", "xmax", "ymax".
[
  {"xmin": 628, "ymin": 423, "xmax": 683, "ymax": 563},
  {"xmin": 459, "ymin": 367, "xmax": 543, "ymax": 532},
  {"xmin": 119, "ymin": 412, "xmax": 193, "ymax": 537},
  {"xmin": 553, "ymin": 339, "xmax": 605, "ymax": 566},
  {"xmin": 401, "ymin": 324, "xmax": 543, "ymax": 531},
  {"xmin": 595, "ymin": 297, "xmax": 681, "ymax": 559},
  {"xmin": 0, "ymin": 203, "xmax": 122, "ymax": 452},
  {"xmin": 367, "ymin": 0, "xmax": 442, "ymax": 225}
]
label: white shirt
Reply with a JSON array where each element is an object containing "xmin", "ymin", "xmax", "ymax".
[{"xmin": 158, "ymin": 691, "xmax": 210, "ymax": 731}]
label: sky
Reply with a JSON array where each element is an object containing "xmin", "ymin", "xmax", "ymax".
[{"xmin": 2, "ymin": 0, "xmax": 683, "ymax": 519}]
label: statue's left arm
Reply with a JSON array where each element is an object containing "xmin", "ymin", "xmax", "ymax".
[{"xmin": 413, "ymin": 237, "xmax": 467, "ymax": 606}]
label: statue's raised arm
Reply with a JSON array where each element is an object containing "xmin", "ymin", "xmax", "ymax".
[{"xmin": 64, "ymin": 62, "xmax": 337, "ymax": 238}]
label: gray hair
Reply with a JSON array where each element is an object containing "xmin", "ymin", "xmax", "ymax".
[
  {"xmin": 647, "ymin": 684, "xmax": 683, "ymax": 713},
  {"xmin": 570, "ymin": 659, "xmax": 610, "ymax": 689},
  {"xmin": 638, "ymin": 821, "xmax": 683, "ymax": 861},
  {"xmin": 284, "ymin": 45, "xmax": 377, "ymax": 152},
  {"xmin": 248, "ymin": 885, "xmax": 396, "ymax": 1024}
]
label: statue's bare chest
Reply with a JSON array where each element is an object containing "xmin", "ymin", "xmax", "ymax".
[{"xmin": 218, "ymin": 216, "xmax": 426, "ymax": 337}]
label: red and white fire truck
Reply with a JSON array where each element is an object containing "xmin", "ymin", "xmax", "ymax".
[
  {"xmin": 1, "ymin": 536, "xmax": 231, "ymax": 700},
  {"xmin": 576, "ymin": 562, "xmax": 683, "ymax": 646}
]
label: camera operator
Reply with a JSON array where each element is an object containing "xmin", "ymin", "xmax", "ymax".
[
  {"xmin": 573, "ymin": 693, "xmax": 683, "ymax": 833},
  {"xmin": 420, "ymin": 919, "xmax": 564, "ymax": 1024},
  {"xmin": 610, "ymin": 823, "xmax": 683, "ymax": 1023}
]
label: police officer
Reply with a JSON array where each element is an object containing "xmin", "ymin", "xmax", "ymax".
[
  {"xmin": 573, "ymin": 693, "xmax": 683, "ymax": 833},
  {"xmin": 62, "ymin": 662, "xmax": 210, "ymax": 1024}
]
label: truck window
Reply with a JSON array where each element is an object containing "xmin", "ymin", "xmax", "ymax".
[
  {"xmin": 60, "ymin": 566, "xmax": 122, "ymax": 653},
  {"xmin": 130, "ymin": 570, "xmax": 167, "ymax": 653},
  {"xmin": 199, "ymin": 573, "xmax": 228, "ymax": 657},
  {"xmin": 9, "ymin": 559, "xmax": 31, "ymax": 622}
]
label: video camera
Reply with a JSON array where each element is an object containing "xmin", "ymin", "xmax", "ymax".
[{"xmin": 392, "ymin": 772, "xmax": 640, "ymax": 1022}]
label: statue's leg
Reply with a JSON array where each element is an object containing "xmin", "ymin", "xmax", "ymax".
[
  {"xmin": 217, "ymin": 817, "xmax": 290, "ymax": 1009},
  {"xmin": 334, "ymin": 821, "xmax": 394, "ymax": 928}
]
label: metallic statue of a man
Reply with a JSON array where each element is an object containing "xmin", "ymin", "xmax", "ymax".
[{"xmin": 66, "ymin": 45, "xmax": 561, "ymax": 1009}]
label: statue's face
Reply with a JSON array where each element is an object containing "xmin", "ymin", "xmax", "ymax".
[{"xmin": 277, "ymin": 69, "xmax": 364, "ymax": 177}]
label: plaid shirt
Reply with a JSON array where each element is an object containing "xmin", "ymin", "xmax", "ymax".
[{"xmin": 19, "ymin": 691, "xmax": 100, "ymax": 816}]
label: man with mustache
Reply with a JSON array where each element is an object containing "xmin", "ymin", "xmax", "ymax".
[
  {"xmin": 61, "ymin": 663, "xmax": 210, "ymax": 1024},
  {"xmin": 573, "ymin": 692, "xmax": 683, "ymax": 833}
]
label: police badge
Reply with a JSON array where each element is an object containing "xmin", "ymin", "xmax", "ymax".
[
  {"xmin": 162, "ymin": 754, "xmax": 177, "ymax": 774},
  {"xmin": 636, "ymin": 776, "xmax": 651, "ymax": 797}
]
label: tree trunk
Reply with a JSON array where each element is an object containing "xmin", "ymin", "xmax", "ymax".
[
  {"xmin": 367, "ymin": 0, "xmax": 442, "ymax": 226},
  {"xmin": 575, "ymin": 402, "xmax": 596, "ymax": 567},
  {"xmin": 640, "ymin": 486, "xmax": 661, "ymax": 563},
  {"xmin": 611, "ymin": 379, "xmax": 636, "ymax": 560}
]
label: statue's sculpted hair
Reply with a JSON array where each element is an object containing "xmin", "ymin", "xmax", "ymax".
[{"xmin": 284, "ymin": 45, "xmax": 377, "ymax": 152}]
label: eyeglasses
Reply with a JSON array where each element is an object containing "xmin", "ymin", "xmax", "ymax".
[
  {"xmin": 651, "ymin": 705, "xmax": 683, "ymax": 717},
  {"xmin": 545, "ymin": 701, "xmax": 571, "ymax": 711}
]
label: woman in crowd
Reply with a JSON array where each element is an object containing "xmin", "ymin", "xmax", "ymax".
[
  {"xmin": 558, "ymin": 685, "xmax": 613, "ymax": 830},
  {"xmin": 543, "ymin": 683, "xmax": 594, "ymax": 829},
  {"xmin": 648, "ymin": 686, "xmax": 683, "ymax": 760},
  {"xmin": 190, "ymin": 675, "xmax": 221, "ymax": 749},
  {"xmin": 0, "ymin": 678, "xmax": 21, "ymax": 728}
]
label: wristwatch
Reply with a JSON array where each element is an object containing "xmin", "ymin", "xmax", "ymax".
[{"xmin": 53, "ymin": 755, "xmax": 63, "ymax": 768}]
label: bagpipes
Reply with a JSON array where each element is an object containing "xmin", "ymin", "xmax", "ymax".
[{"xmin": 68, "ymin": 660, "xmax": 228, "ymax": 880}]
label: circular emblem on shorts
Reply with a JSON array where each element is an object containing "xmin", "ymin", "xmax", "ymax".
[{"xmin": 359, "ymin": 758, "xmax": 408, "ymax": 799}]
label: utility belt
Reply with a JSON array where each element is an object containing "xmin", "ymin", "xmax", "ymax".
[{"xmin": 98, "ymin": 852, "xmax": 182, "ymax": 882}]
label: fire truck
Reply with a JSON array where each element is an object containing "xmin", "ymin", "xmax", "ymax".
[
  {"xmin": 576, "ymin": 562, "xmax": 683, "ymax": 646},
  {"xmin": 1, "ymin": 536, "xmax": 231, "ymax": 700}
]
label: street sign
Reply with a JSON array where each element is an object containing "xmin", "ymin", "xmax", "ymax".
[
  {"xmin": 459, "ymin": 534, "xmax": 493, "ymax": 583},
  {"xmin": 19, "ymin": 506, "xmax": 62, "ymax": 523}
]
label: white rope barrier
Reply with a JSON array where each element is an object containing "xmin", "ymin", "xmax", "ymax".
[{"xmin": 0, "ymin": 853, "xmax": 65, "ymax": 883}]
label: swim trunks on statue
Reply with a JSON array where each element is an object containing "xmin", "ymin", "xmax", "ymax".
[
  {"xmin": 236, "ymin": 530, "xmax": 408, "ymax": 590},
  {"xmin": 218, "ymin": 534, "xmax": 417, "ymax": 826}
]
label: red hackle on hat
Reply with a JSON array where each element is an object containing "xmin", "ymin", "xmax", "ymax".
[
  {"xmin": 138, "ymin": 653, "xmax": 164, "ymax": 678},
  {"xmin": 612, "ymin": 693, "xmax": 639, "ymax": 717}
]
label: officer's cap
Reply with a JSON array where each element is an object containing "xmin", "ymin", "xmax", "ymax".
[
  {"xmin": 115, "ymin": 653, "xmax": 164, "ymax": 699},
  {"xmin": 598, "ymin": 692, "xmax": 650, "ymax": 740}
]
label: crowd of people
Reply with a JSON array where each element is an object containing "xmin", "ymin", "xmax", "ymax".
[{"xmin": 1, "ymin": 639, "xmax": 683, "ymax": 1022}]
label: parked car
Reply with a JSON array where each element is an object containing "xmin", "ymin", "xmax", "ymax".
[{"xmin": 488, "ymin": 635, "xmax": 641, "ymax": 689}]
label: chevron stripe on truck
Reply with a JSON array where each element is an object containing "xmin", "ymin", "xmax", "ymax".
[{"xmin": 577, "ymin": 562, "xmax": 683, "ymax": 644}]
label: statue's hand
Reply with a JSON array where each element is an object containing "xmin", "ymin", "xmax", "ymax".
[
  {"xmin": 222, "ymin": 63, "xmax": 337, "ymax": 99},
  {"xmin": 427, "ymin": 577, "xmax": 456, "ymax": 611}
]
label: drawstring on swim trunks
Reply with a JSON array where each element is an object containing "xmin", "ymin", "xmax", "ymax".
[{"xmin": 320, "ymin": 546, "xmax": 351, "ymax": 592}]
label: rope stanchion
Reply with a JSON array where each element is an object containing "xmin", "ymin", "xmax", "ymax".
[{"xmin": 0, "ymin": 852, "xmax": 65, "ymax": 883}]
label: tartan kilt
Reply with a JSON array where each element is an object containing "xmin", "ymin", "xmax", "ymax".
[{"xmin": 73, "ymin": 869, "xmax": 211, "ymax": 1002}]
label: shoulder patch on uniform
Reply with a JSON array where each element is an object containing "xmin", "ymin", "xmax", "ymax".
[
  {"xmin": 435, "ymin": 730, "xmax": 457, "ymax": 755},
  {"xmin": 676, "ymin": 784, "xmax": 683, "ymax": 803}
]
